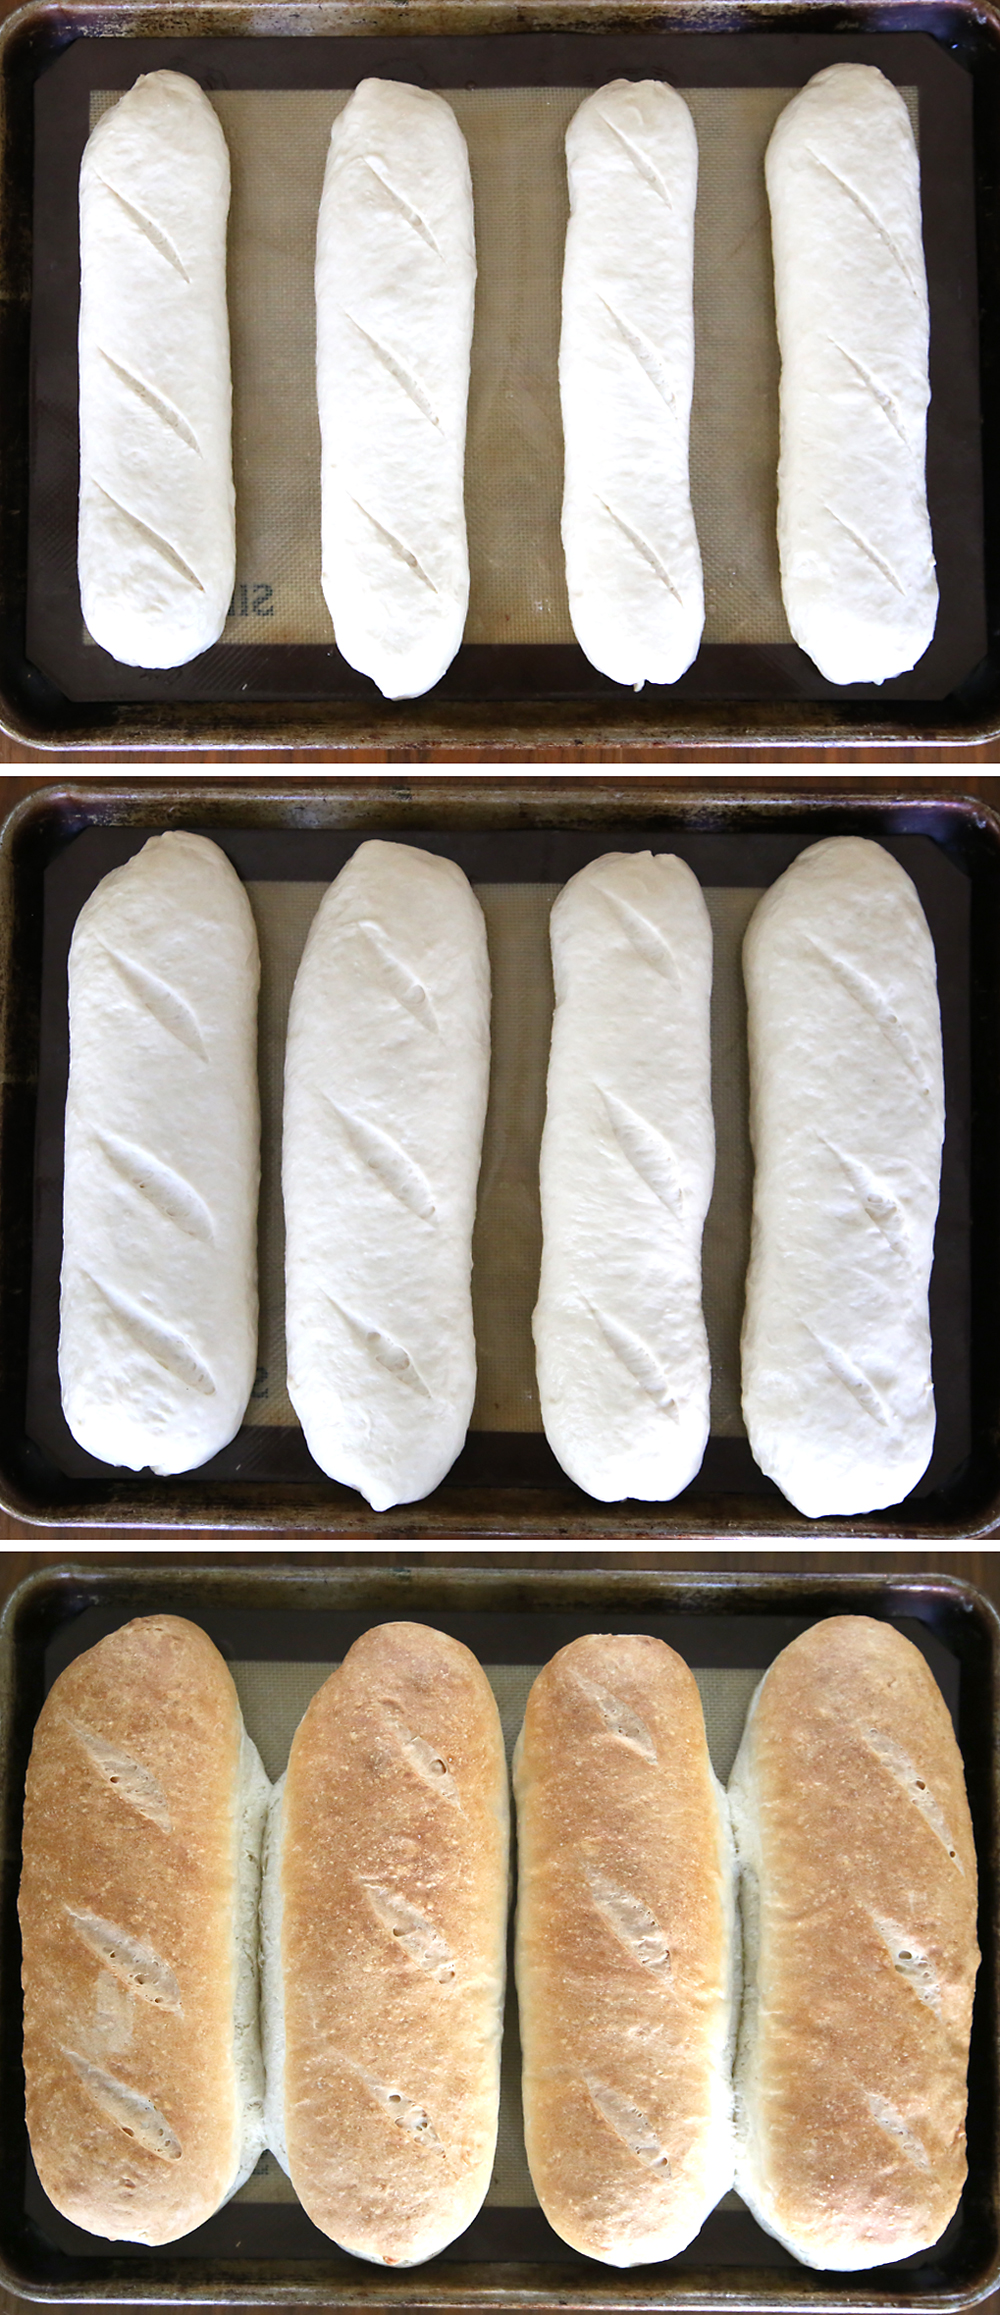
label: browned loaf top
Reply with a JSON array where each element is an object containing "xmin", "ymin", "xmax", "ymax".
[
  {"xmin": 729, "ymin": 1615, "xmax": 980, "ymax": 2270},
  {"xmin": 277, "ymin": 1620, "xmax": 509, "ymax": 2264},
  {"xmin": 513, "ymin": 1633, "xmax": 735, "ymax": 2265},
  {"xmin": 19, "ymin": 1615, "xmax": 253, "ymax": 2245}
]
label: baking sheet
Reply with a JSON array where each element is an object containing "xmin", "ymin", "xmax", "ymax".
[
  {"xmin": 23, "ymin": 821, "xmax": 973, "ymax": 1513},
  {"xmin": 9, "ymin": 1581, "xmax": 983, "ymax": 2292},
  {"xmin": 25, "ymin": 28, "xmax": 985, "ymax": 711}
]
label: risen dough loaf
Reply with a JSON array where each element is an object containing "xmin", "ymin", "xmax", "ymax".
[
  {"xmin": 741, "ymin": 836, "xmax": 944, "ymax": 1518},
  {"xmin": 58, "ymin": 832, "xmax": 260, "ymax": 1474},
  {"xmin": 560, "ymin": 81, "xmax": 704, "ymax": 689},
  {"xmin": 78, "ymin": 72, "xmax": 235, "ymax": 669},
  {"xmin": 729, "ymin": 1617, "xmax": 979, "ymax": 2269},
  {"xmin": 514, "ymin": 1634, "xmax": 735, "ymax": 2264},
  {"xmin": 766, "ymin": 64, "xmax": 938, "ymax": 685},
  {"xmin": 315, "ymin": 78, "xmax": 476, "ymax": 699},
  {"xmin": 261, "ymin": 1622, "xmax": 509, "ymax": 2263},
  {"xmin": 282, "ymin": 840, "xmax": 491, "ymax": 1509},
  {"xmin": 533, "ymin": 852, "xmax": 714, "ymax": 1502}
]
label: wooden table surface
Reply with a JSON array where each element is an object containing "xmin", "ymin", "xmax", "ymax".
[{"xmin": 0, "ymin": 1544, "xmax": 996, "ymax": 2315}]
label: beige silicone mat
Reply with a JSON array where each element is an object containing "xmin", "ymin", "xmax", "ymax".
[
  {"xmin": 245, "ymin": 876, "xmax": 760, "ymax": 1442},
  {"xmin": 87, "ymin": 83, "xmax": 918, "ymax": 656},
  {"xmin": 228, "ymin": 1655, "xmax": 759, "ymax": 2211}
]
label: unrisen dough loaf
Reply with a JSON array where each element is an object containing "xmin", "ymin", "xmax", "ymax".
[
  {"xmin": 78, "ymin": 72, "xmax": 235, "ymax": 669},
  {"xmin": 766, "ymin": 63, "xmax": 938, "ymax": 685},
  {"xmin": 58, "ymin": 833, "xmax": 260, "ymax": 1473},
  {"xmin": 533, "ymin": 852, "xmax": 714, "ymax": 1502},
  {"xmin": 560, "ymin": 81, "xmax": 704, "ymax": 689},
  {"xmin": 282, "ymin": 840, "xmax": 491, "ymax": 1509},
  {"xmin": 315, "ymin": 79, "xmax": 476, "ymax": 699},
  {"xmin": 514, "ymin": 1634, "xmax": 736, "ymax": 2265},
  {"xmin": 729, "ymin": 1617, "xmax": 978, "ymax": 2269},
  {"xmin": 741, "ymin": 836, "xmax": 944, "ymax": 1518}
]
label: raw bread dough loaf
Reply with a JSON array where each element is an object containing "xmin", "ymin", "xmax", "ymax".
[
  {"xmin": 282, "ymin": 840, "xmax": 491, "ymax": 1509},
  {"xmin": 559, "ymin": 81, "xmax": 704, "ymax": 689},
  {"xmin": 19, "ymin": 1615, "xmax": 270, "ymax": 2244},
  {"xmin": 514, "ymin": 1634, "xmax": 736, "ymax": 2264},
  {"xmin": 78, "ymin": 72, "xmax": 235, "ymax": 669},
  {"xmin": 315, "ymin": 78, "xmax": 476, "ymax": 699},
  {"xmin": 533, "ymin": 852, "xmax": 714, "ymax": 1502},
  {"xmin": 729, "ymin": 1617, "xmax": 979, "ymax": 2269},
  {"xmin": 261, "ymin": 1622, "xmax": 509, "ymax": 2263},
  {"xmin": 58, "ymin": 832, "xmax": 260, "ymax": 1473},
  {"xmin": 741, "ymin": 835, "xmax": 944, "ymax": 1518},
  {"xmin": 766, "ymin": 63, "xmax": 938, "ymax": 685}
]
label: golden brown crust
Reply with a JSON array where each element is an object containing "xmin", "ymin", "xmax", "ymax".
[
  {"xmin": 730, "ymin": 1616, "xmax": 979, "ymax": 2269},
  {"xmin": 19, "ymin": 1615, "xmax": 245, "ymax": 2244},
  {"xmin": 279, "ymin": 1621, "xmax": 509, "ymax": 2263},
  {"xmin": 513, "ymin": 1634, "xmax": 735, "ymax": 2265}
]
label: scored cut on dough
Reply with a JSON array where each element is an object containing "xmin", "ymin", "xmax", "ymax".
[
  {"xmin": 740, "ymin": 835, "xmax": 944, "ymax": 1519},
  {"xmin": 315, "ymin": 78, "xmax": 476, "ymax": 700},
  {"xmin": 282, "ymin": 839, "xmax": 491, "ymax": 1510},
  {"xmin": 533, "ymin": 852, "xmax": 714, "ymax": 1503},
  {"xmin": 77, "ymin": 71, "xmax": 235, "ymax": 669},
  {"xmin": 766, "ymin": 63, "xmax": 938, "ymax": 686},
  {"xmin": 58, "ymin": 832, "xmax": 260, "ymax": 1474},
  {"xmin": 559, "ymin": 80, "xmax": 704, "ymax": 690}
]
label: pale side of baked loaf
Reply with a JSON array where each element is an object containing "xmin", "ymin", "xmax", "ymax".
[
  {"xmin": 728, "ymin": 1617, "xmax": 979, "ymax": 2269},
  {"xmin": 58, "ymin": 831, "xmax": 260, "ymax": 1474},
  {"xmin": 741, "ymin": 834, "xmax": 943, "ymax": 1517},
  {"xmin": 282, "ymin": 839, "xmax": 490, "ymax": 1509},
  {"xmin": 560, "ymin": 80, "xmax": 704, "ymax": 688},
  {"xmin": 766, "ymin": 64, "xmax": 938, "ymax": 685},
  {"xmin": 315, "ymin": 78, "xmax": 476, "ymax": 699},
  {"xmin": 514, "ymin": 1634, "xmax": 736, "ymax": 2264},
  {"xmin": 18, "ymin": 1615, "xmax": 270, "ymax": 2245},
  {"xmin": 261, "ymin": 1622, "xmax": 509, "ymax": 2263},
  {"xmin": 533, "ymin": 851, "xmax": 714, "ymax": 1501},
  {"xmin": 78, "ymin": 72, "xmax": 235, "ymax": 669}
]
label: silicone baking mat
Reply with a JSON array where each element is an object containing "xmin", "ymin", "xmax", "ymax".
[
  {"xmin": 23, "ymin": 822, "xmax": 972, "ymax": 1512},
  {"xmin": 25, "ymin": 28, "xmax": 985, "ymax": 709}
]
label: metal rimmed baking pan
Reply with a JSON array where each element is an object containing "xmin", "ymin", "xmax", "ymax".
[
  {"xmin": 0, "ymin": 1558, "xmax": 997, "ymax": 2310},
  {"xmin": 0, "ymin": 0, "xmax": 997, "ymax": 753},
  {"xmin": 1, "ymin": 776, "xmax": 999, "ymax": 1539}
]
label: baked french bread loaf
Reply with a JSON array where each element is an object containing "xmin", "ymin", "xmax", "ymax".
[
  {"xmin": 513, "ymin": 1634, "xmax": 736, "ymax": 2264},
  {"xmin": 315, "ymin": 78, "xmax": 476, "ymax": 699},
  {"xmin": 19, "ymin": 1615, "xmax": 270, "ymax": 2245},
  {"xmin": 559, "ymin": 81, "xmax": 704, "ymax": 688},
  {"xmin": 766, "ymin": 64, "xmax": 938, "ymax": 685},
  {"xmin": 729, "ymin": 1616, "xmax": 979, "ymax": 2269},
  {"xmin": 58, "ymin": 831, "xmax": 260, "ymax": 1474},
  {"xmin": 78, "ymin": 72, "xmax": 235, "ymax": 669},
  {"xmin": 533, "ymin": 851, "xmax": 714, "ymax": 1502},
  {"xmin": 261, "ymin": 1622, "xmax": 509, "ymax": 2263},
  {"xmin": 740, "ymin": 834, "xmax": 944, "ymax": 1518},
  {"xmin": 282, "ymin": 839, "xmax": 490, "ymax": 1509}
]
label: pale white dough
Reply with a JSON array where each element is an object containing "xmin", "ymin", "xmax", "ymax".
[
  {"xmin": 78, "ymin": 72, "xmax": 235, "ymax": 669},
  {"xmin": 741, "ymin": 836, "xmax": 944, "ymax": 1519},
  {"xmin": 58, "ymin": 832, "xmax": 260, "ymax": 1473},
  {"xmin": 282, "ymin": 840, "xmax": 491, "ymax": 1510},
  {"xmin": 559, "ymin": 81, "xmax": 704, "ymax": 689},
  {"xmin": 766, "ymin": 64, "xmax": 938, "ymax": 685},
  {"xmin": 315, "ymin": 79, "xmax": 476, "ymax": 699},
  {"xmin": 532, "ymin": 852, "xmax": 714, "ymax": 1503}
]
